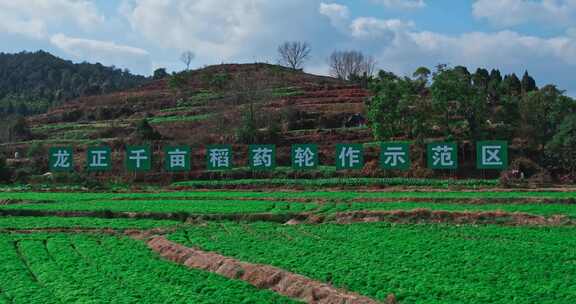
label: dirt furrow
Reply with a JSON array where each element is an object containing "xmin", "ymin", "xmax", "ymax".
[
  {"xmin": 332, "ymin": 209, "xmax": 573, "ymax": 226},
  {"xmin": 145, "ymin": 236, "xmax": 383, "ymax": 304}
]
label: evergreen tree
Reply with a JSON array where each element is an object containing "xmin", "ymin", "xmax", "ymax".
[
  {"xmin": 472, "ymin": 68, "xmax": 490, "ymax": 90},
  {"xmin": 489, "ymin": 69, "xmax": 503, "ymax": 83},
  {"xmin": 521, "ymin": 70, "xmax": 537, "ymax": 93},
  {"xmin": 502, "ymin": 74, "xmax": 522, "ymax": 95}
]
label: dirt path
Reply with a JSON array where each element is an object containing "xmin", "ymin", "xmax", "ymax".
[{"xmin": 143, "ymin": 235, "xmax": 385, "ymax": 304}]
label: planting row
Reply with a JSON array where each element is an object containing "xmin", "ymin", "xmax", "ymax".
[
  {"xmin": 0, "ymin": 233, "xmax": 296, "ymax": 303},
  {"xmin": 1, "ymin": 198, "xmax": 575, "ymax": 218},
  {"xmin": 0, "ymin": 216, "xmax": 180, "ymax": 230},
  {"xmin": 7, "ymin": 189, "xmax": 576, "ymax": 204}
]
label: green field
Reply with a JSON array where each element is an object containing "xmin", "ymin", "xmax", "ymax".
[
  {"xmin": 0, "ymin": 188, "xmax": 573, "ymax": 303},
  {"xmin": 169, "ymin": 222, "xmax": 576, "ymax": 304},
  {"xmin": 1, "ymin": 191, "xmax": 575, "ymax": 218},
  {"xmin": 0, "ymin": 233, "xmax": 296, "ymax": 304}
]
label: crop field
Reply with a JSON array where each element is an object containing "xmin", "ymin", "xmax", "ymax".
[
  {"xmin": 0, "ymin": 188, "xmax": 573, "ymax": 303},
  {"xmin": 0, "ymin": 233, "xmax": 296, "ymax": 304},
  {"xmin": 168, "ymin": 222, "xmax": 576, "ymax": 303}
]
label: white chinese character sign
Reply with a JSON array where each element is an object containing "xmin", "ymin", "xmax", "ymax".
[
  {"xmin": 292, "ymin": 144, "xmax": 318, "ymax": 170},
  {"xmin": 49, "ymin": 147, "xmax": 73, "ymax": 172},
  {"xmin": 164, "ymin": 146, "xmax": 190, "ymax": 172},
  {"xmin": 336, "ymin": 144, "xmax": 363, "ymax": 170},
  {"xmin": 250, "ymin": 145, "xmax": 275, "ymax": 170},
  {"xmin": 427, "ymin": 142, "xmax": 457, "ymax": 170},
  {"xmin": 86, "ymin": 147, "xmax": 111, "ymax": 171},
  {"xmin": 381, "ymin": 142, "xmax": 410, "ymax": 171},
  {"xmin": 126, "ymin": 146, "xmax": 151, "ymax": 172},
  {"xmin": 477, "ymin": 141, "xmax": 508, "ymax": 170},
  {"xmin": 207, "ymin": 145, "xmax": 232, "ymax": 170},
  {"xmin": 46, "ymin": 141, "xmax": 512, "ymax": 173}
]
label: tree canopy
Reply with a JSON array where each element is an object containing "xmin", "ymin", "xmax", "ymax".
[
  {"xmin": 368, "ymin": 66, "xmax": 576, "ymax": 174},
  {"xmin": 0, "ymin": 51, "xmax": 148, "ymax": 117}
]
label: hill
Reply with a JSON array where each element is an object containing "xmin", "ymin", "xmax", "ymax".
[
  {"xmin": 5, "ymin": 62, "xmax": 575, "ymax": 184},
  {"xmin": 0, "ymin": 51, "xmax": 149, "ymax": 116},
  {"xmin": 2, "ymin": 63, "xmax": 372, "ymax": 181}
]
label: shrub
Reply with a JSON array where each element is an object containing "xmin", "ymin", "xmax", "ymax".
[
  {"xmin": 134, "ymin": 119, "xmax": 162, "ymax": 141},
  {"xmin": 27, "ymin": 142, "xmax": 45, "ymax": 158},
  {"xmin": 0, "ymin": 157, "xmax": 11, "ymax": 183}
]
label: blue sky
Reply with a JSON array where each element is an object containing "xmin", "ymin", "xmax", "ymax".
[{"xmin": 1, "ymin": 0, "xmax": 576, "ymax": 95}]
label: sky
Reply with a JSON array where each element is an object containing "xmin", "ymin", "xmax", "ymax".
[{"xmin": 1, "ymin": 0, "xmax": 576, "ymax": 95}]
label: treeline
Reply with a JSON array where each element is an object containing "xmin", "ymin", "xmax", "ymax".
[
  {"xmin": 368, "ymin": 65, "xmax": 576, "ymax": 176},
  {"xmin": 0, "ymin": 51, "xmax": 149, "ymax": 117}
]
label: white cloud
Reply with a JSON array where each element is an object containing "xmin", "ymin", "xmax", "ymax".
[
  {"xmin": 318, "ymin": 2, "xmax": 576, "ymax": 93},
  {"xmin": 350, "ymin": 17, "xmax": 413, "ymax": 40},
  {"xmin": 319, "ymin": 2, "xmax": 350, "ymax": 29},
  {"xmin": 371, "ymin": 0, "xmax": 426, "ymax": 9},
  {"xmin": 0, "ymin": 0, "xmax": 104, "ymax": 38},
  {"xmin": 0, "ymin": 13, "xmax": 46, "ymax": 39},
  {"xmin": 50, "ymin": 33, "xmax": 151, "ymax": 74},
  {"xmin": 473, "ymin": 0, "xmax": 576, "ymax": 27},
  {"xmin": 120, "ymin": 0, "xmax": 265, "ymax": 60},
  {"xmin": 405, "ymin": 30, "xmax": 576, "ymax": 67}
]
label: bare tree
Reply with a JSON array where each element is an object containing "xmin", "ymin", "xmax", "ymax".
[
  {"xmin": 180, "ymin": 51, "xmax": 195, "ymax": 71},
  {"xmin": 277, "ymin": 41, "xmax": 311, "ymax": 70},
  {"xmin": 328, "ymin": 50, "xmax": 376, "ymax": 80}
]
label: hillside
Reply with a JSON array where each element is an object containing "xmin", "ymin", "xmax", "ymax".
[
  {"xmin": 6, "ymin": 63, "xmax": 373, "ymax": 180},
  {"xmin": 0, "ymin": 51, "xmax": 149, "ymax": 116}
]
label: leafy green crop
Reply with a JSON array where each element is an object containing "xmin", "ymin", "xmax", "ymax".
[
  {"xmin": 169, "ymin": 222, "xmax": 576, "ymax": 303},
  {"xmin": 172, "ymin": 178, "xmax": 499, "ymax": 189},
  {"xmin": 0, "ymin": 216, "xmax": 180, "ymax": 229},
  {"xmin": 0, "ymin": 233, "xmax": 297, "ymax": 304},
  {"xmin": 2, "ymin": 190, "xmax": 576, "ymax": 203},
  {"xmin": 1, "ymin": 190, "xmax": 575, "ymax": 218},
  {"xmin": 0, "ymin": 199, "xmax": 316, "ymax": 214}
]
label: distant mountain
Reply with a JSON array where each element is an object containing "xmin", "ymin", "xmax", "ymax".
[{"xmin": 0, "ymin": 50, "xmax": 149, "ymax": 116}]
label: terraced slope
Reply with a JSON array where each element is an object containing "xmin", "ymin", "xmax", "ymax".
[{"xmin": 23, "ymin": 64, "xmax": 371, "ymax": 148}]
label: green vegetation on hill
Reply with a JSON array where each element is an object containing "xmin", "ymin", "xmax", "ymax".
[
  {"xmin": 0, "ymin": 51, "xmax": 148, "ymax": 117},
  {"xmin": 368, "ymin": 66, "xmax": 576, "ymax": 177}
]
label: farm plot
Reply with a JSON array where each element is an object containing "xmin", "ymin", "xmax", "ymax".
[
  {"xmin": 169, "ymin": 222, "xmax": 576, "ymax": 304},
  {"xmin": 1, "ymin": 194, "xmax": 576, "ymax": 220},
  {"xmin": 172, "ymin": 178, "xmax": 499, "ymax": 189},
  {"xmin": 0, "ymin": 216, "xmax": 180, "ymax": 230},
  {"xmin": 0, "ymin": 199, "xmax": 317, "ymax": 214},
  {"xmin": 2, "ymin": 190, "xmax": 576, "ymax": 203},
  {"xmin": 0, "ymin": 233, "xmax": 297, "ymax": 304}
]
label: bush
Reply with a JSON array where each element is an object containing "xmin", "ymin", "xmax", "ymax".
[
  {"xmin": 12, "ymin": 167, "xmax": 32, "ymax": 184},
  {"xmin": 27, "ymin": 142, "xmax": 45, "ymax": 159},
  {"xmin": 0, "ymin": 157, "xmax": 11, "ymax": 183},
  {"xmin": 134, "ymin": 119, "xmax": 162, "ymax": 141}
]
